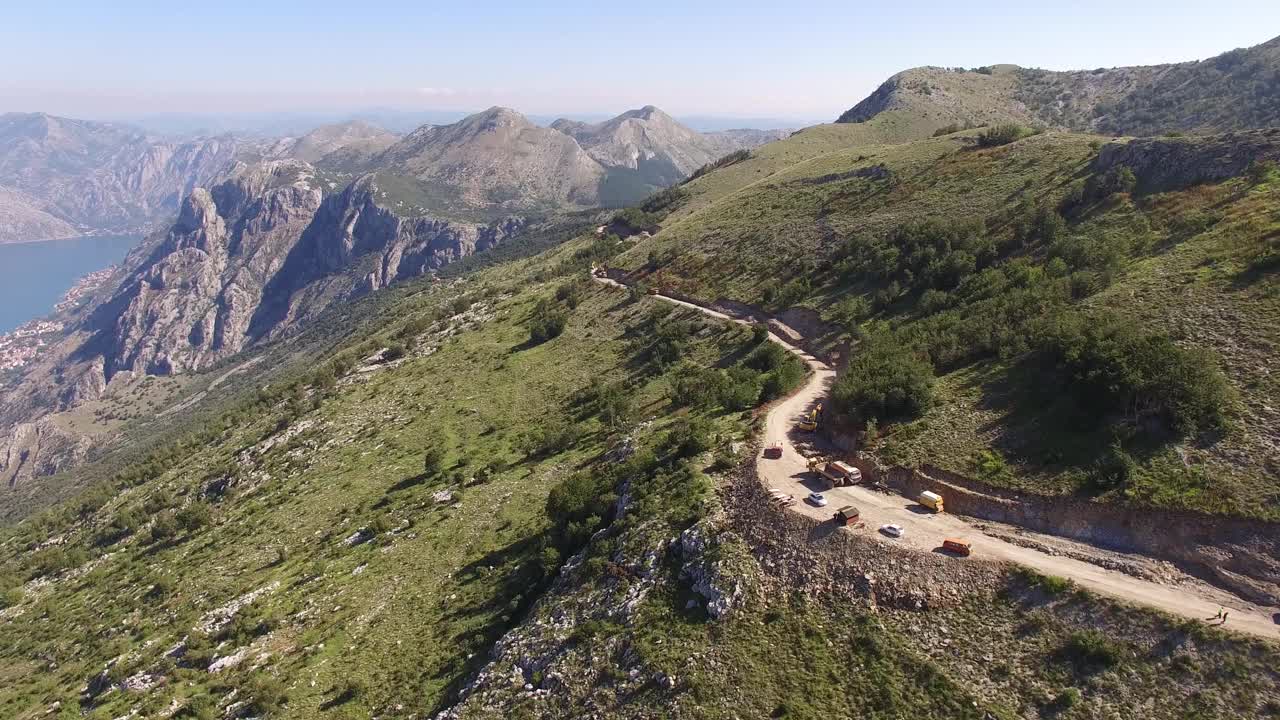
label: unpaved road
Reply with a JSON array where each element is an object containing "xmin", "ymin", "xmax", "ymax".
[{"xmin": 593, "ymin": 272, "xmax": 1280, "ymax": 640}]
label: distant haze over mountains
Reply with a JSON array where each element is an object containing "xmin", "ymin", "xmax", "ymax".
[
  {"xmin": 66, "ymin": 109, "xmax": 807, "ymax": 139},
  {"xmin": 0, "ymin": 105, "xmax": 787, "ymax": 244}
]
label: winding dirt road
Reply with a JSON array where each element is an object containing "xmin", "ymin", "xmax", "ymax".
[{"xmin": 593, "ymin": 273, "xmax": 1280, "ymax": 640}]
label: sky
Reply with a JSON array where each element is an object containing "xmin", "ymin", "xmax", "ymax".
[{"xmin": 2, "ymin": 0, "xmax": 1277, "ymax": 125}]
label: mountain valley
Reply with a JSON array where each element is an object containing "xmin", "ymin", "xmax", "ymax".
[{"xmin": 0, "ymin": 30, "xmax": 1279, "ymax": 720}]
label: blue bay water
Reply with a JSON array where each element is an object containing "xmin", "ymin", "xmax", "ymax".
[{"xmin": 0, "ymin": 235, "xmax": 140, "ymax": 334}]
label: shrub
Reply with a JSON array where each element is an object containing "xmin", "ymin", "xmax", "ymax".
[
  {"xmin": 1248, "ymin": 159, "xmax": 1278, "ymax": 185},
  {"xmin": 382, "ymin": 344, "xmax": 407, "ymax": 362},
  {"xmin": 1052, "ymin": 688, "xmax": 1082, "ymax": 711},
  {"xmin": 592, "ymin": 382, "xmax": 631, "ymax": 428},
  {"xmin": 977, "ymin": 124, "xmax": 1030, "ymax": 147},
  {"xmin": 333, "ymin": 677, "xmax": 368, "ymax": 705},
  {"xmin": 176, "ymin": 502, "xmax": 213, "ymax": 533},
  {"xmin": 244, "ymin": 674, "xmax": 287, "ymax": 716},
  {"xmin": 1088, "ymin": 443, "xmax": 1138, "ymax": 490},
  {"xmin": 1059, "ymin": 630, "xmax": 1123, "ymax": 673},
  {"xmin": 758, "ymin": 358, "xmax": 806, "ymax": 403},
  {"xmin": 667, "ymin": 417, "xmax": 713, "ymax": 458},
  {"xmin": 744, "ymin": 342, "xmax": 790, "ymax": 372},
  {"xmin": 146, "ymin": 575, "xmax": 174, "ymax": 601},
  {"xmin": 176, "ymin": 695, "xmax": 218, "ymax": 720},
  {"xmin": 667, "ymin": 364, "xmax": 726, "ymax": 409},
  {"xmin": 640, "ymin": 185, "xmax": 689, "ymax": 215},
  {"xmin": 644, "ymin": 317, "xmax": 692, "ymax": 368},
  {"xmin": 1082, "ymin": 165, "xmax": 1137, "ymax": 202},
  {"xmin": 150, "ymin": 510, "xmax": 179, "ymax": 543},
  {"xmin": 971, "ymin": 449, "xmax": 1013, "ymax": 483},
  {"xmin": 719, "ymin": 368, "xmax": 763, "ymax": 410},
  {"xmin": 751, "ymin": 322, "xmax": 771, "ymax": 345},
  {"xmin": 523, "ymin": 417, "xmax": 581, "ymax": 457},
  {"xmin": 26, "ymin": 546, "xmax": 89, "ymax": 579},
  {"xmin": 555, "ymin": 281, "xmax": 582, "ymax": 309}
]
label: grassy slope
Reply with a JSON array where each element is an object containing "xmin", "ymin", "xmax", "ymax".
[
  {"xmin": 836, "ymin": 37, "xmax": 1280, "ymax": 136},
  {"xmin": 0, "ymin": 231, "xmax": 802, "ymax": 719},
  {"xmin": 0, "ymin": 223, "xmax": 1275, "ymax": 720},
  {"xmin": 613, "ymin": 128, "xmax": 1280, "ymax": 517}
]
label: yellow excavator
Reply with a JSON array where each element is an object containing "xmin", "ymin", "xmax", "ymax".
[{"xmin": 797, "ymin": 404, "xmax": 821, "ymax": 432}]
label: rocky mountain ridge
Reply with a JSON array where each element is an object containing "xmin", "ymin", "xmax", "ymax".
[
  {"xmin": 549, "ymin": 105, "xmax": 782, "ymax": 189},
  {"xmin": 264, "ymin": 120, "xmax": 401, "ymax": 169},
  {"xmin": 364, "ymin": 105, "xmax": 785, "ymax": 217}
]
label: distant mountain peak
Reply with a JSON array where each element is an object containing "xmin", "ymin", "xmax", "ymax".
[
  {"xmin": 619, "ymin": 105, "xmax": 667, "ymax": 120},
  {"xmin": 468, "ymin": 106, "xmax": 531, "ymax": 126}
]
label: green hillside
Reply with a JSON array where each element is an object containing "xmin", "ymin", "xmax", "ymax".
[
  {"xmin": 613, "ymin": 126, "xmax": 1280, "ymax": 518},
  {"xmin": 3, "ymin": 225, "xmax": 1277, "ymax": 719},
  {"xmin": 835, "ymin": 36, "xmax": 1280, "ymax": 136}
]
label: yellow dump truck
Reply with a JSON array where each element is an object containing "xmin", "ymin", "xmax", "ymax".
[
  {"xmin": 807, "ymin": 459, "xmax": 862, "ymax": 487},
  {"xmin": 918, "ymin": 490, "xmax": 945, "ymax": 513}
]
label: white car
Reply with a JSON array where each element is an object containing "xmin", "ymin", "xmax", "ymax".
[
  {"xmin": 808, "ymin": 492, "xmax": 828, "ymax": 507},
  {"xmin": 881, "ymin": 524, "xmax": 904, "ymax": 538}
]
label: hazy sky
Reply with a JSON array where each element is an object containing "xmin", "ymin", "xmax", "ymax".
[{"xmin": 3, "ymin": 0, "xmax": 1277, "ymax": 123}]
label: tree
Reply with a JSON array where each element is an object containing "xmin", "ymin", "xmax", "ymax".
[
  {"xmin": 830, "ymin": 333, "xmax": 934, "ymax": 423},
  {"xmin": 1038, "ymin": 314, "xmax": 1233, "ymax": 437},
  {"xmin": 528, "ymin": 298, "xmax": 568, "ymax": 344},
  {"xmin": 595, "ymin": 384, "xmax": 631, "ymax": 428},
  {"xmin": 422, "ymin": 442, "xmax": 446, "ymax": 477}
]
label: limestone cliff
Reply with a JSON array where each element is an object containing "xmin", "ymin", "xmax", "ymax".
[{"xmin": 83, "ymin": 161, "xmax": 527, "ymax": 379}]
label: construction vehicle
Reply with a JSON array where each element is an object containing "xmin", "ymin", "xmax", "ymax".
[
  {"xmin": 763, "ymin": 444, "xmax": 783, "ymax": 459},
  {"xmin": 833, "ymin": 506, "xmax": 860, "ymax": 526},
  {"xmin": 918, "ymin": 490, "xmax": 945, "ymax": 513},
  {"xmin": 807, "ymin": 459, "xmax": 861, "ymax": 488},
  {"xmin": 797, "ymin": 404, "xmax": 821, "ymax": 432},
  {"xmin": 942, "ymin": 538, "xmax": 972, "ymax": 556}
]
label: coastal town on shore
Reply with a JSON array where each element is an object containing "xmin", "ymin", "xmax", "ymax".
[{"xmin": 0, "ymin": 267, "xmax": 114, "ymax": 374}]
